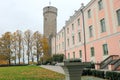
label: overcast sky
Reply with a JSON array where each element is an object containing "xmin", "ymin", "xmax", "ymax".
[{"xmin": 0, "ymin": 0, "xmax": 90, "ymax": 35}]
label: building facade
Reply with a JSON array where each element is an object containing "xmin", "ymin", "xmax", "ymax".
[{"xmin": 51, "ymin": 0, "xmax": 120, "ymax": 63}]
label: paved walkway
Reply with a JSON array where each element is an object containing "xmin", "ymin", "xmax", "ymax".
[{"xmin": 40, "ymin": 65, "xmax": 65, "ymax": 74}]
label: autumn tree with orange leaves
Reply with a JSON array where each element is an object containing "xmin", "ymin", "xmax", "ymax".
[{"xmin": 0, "ymin": 30, "xmax": 50, "ymax": 65}]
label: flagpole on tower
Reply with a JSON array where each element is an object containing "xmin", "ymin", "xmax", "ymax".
[{"xmin": 49, "ymin": 0, "xmax": 51, "ymax": 6}]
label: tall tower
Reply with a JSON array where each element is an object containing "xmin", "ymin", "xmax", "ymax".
[
  {"xmin": 43, "ymin": 6, "xmax": 57, "ymax": 38},
  {"xmin": 43, "ymin": 6, "xmax": 57, "ymax": 55}
]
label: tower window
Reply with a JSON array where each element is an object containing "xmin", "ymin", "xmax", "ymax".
[{"xmin": 45, "ymin": 18, "xmax": 47, "ymax": 21}]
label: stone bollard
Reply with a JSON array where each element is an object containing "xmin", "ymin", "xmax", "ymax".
[{"xmin": 59, "ymin": 59, "xmax": 90, "ymax": 80}]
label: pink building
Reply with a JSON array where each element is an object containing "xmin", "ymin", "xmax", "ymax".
[{"xmin": 51, "ymin": 0, "xmax": 120, "ymax": 64}]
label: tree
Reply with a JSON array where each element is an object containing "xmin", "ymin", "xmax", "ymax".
[
  {"xmin": 16, "ymin": 30, "xmax": 22, "ymax": 64},
  {"xmin": 21, "ymin": 36, "xmax": 25, "ymax": 64},
  {"xmin": 41, "ymin": 36, "xmax": 49, "ymax": 55},
  {"xmin": 33, "ymin": 31, "xmax": 42, "ymax": 64},
  {"xmin": 24, "ymin": 30, "xmax": 32, "ymax": 64},
  {"xmin": 40, "ymin": 36, "xmax": 50, "ymax": 64},
  {"xmin": 11, "ymin": 32, "xmax": 17, "ymax": 64},
  {"xmin": 0, "ymin": 32, "xmax": 12, "ymax": 65}
]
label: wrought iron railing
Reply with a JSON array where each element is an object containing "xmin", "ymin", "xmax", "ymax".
[
  {"xmin": 100, "ymin": 55, "xmax": 119, "ymax": 69},
  {"xmin": 114, "ymin": 59, "xmax": 120, "ymax": 70}
]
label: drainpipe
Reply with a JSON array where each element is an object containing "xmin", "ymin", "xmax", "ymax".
[
  {"xmin": 63, "ymin": 27, "xmax": 66, "ymax": 59},
  {"xmin": 55, "ymin": 35, "xmax": 56, "ymax": 55},
  {"xmin": 81, "ymin": 3, "xmax": 87, "ymax": 62}
]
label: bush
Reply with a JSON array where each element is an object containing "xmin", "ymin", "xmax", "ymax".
[
  {"xmin": 82, "ymin": 69, "xmax": 105, "ymax": 79},
  {"xmin": 52, "ymin": 54, "xmax": 64, "ymax": 62},
  {"xmin": 82, "ymin": 69, "xmax": 92, "ymax": 76},
  {"xmin": 85, "ymin": 63, "xmax": 95, "ymax": 69},
  {"xmin": 106, "ymin": 71, "xmax": 120, "ymax": 80},
  {"xmin": 64, "ymin": 58, "xmax": 81, "ymax": 63},
  {"xmin": 40, "ymin": 55, "xmax": 52, "ymax": 65},
  {"xmin": 91, "ymin": 70, "xmax": 105, "ymax": 79}
]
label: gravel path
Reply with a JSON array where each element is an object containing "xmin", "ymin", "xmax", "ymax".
[{"xmin": 40, "ymin": 65, "xmax": 65, "ymax": 74}]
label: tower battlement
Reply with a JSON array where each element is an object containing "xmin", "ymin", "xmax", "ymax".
[{"xmin": 43, "ymin": 6, "xmax": 57, "ymax": 16}]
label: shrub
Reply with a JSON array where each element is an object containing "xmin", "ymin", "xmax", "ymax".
[
  {"xmin": 82, "ymin": 69, "xmax": 92, "ymax": 76},
  {"xmin": 91, "ymin": 70, "xmax": 105, "ymax": 79},
  {"xmin": 106, "ymin": 71, "xmax": 120, "ymax": 80},
  {"xmin": 52, "ymin": 54, "xmax": 64, "ymax": 62},
  {"xmin": 40, "ymin": 55, "xmax": 52, "ymax": 65},
  {"xmin": 82, "ymin": 69, "xmax": 105, "ymax": 79},
  {"xmin": 85, "ymin": 63, "xmax": 95, "ymax": 69}
]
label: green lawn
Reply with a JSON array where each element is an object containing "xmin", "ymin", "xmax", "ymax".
[
  {"xmin": 0, "ymin": 66, "xmax": 64, "ymax": 80},
  {"xmin": 0, "ymin": 66, "xmax": 106, "ymax": 80}
]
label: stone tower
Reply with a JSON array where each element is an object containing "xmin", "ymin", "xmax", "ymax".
[
  {"xmin": 43, "ymin": 6, "xmax": 57, "ymax": 38},
  {"xmin": 43, "ymin": 6, "xmax": 57, "ymax": 54}
]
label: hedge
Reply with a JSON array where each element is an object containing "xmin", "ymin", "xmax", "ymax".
[
  {"xmin": 106, "ymin": 71, "xmax": 120, "ymax": 80},
  {"xmin": 82, "ymin": 69, "xmax": 120, "ymax": 80}
]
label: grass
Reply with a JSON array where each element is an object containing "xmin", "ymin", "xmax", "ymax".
[
  {"xmin": 0, "ymin": 66, "xmax": 64, "ymax": 80},
  {"xmin": 0, "ymin": 66, "xmax": 107, "ymax": 80}
]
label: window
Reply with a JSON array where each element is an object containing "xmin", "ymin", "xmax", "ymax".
[
  {"xmin": 72, "ymin": 24, "xmax": 74, "ymax": 30},
  {"xmin": 72, "ymin": 36, "xmax": 75, "ymax": 45},
  {"xmin": 67, "ymin": 28, "xmax": 69, "ymax": 34},
  {"xmin": 78, "ymin": 32, "xmax": 81, "ymax": 42},
  {"xmin": 79, "ymin": 50, "xmax": 82, "ymax": 58},
  {"xmin": 62, "ymin": 42, "xmax": 64, "ymax": 49},
  {"xmin": 89, "ymin": 26, "xmax": 93, "ymax": 37},
  {"xmin": 73, "ymin": 52, "xmax": 75, "ymax": 59},
  {"xmin": 59, "ymin": 35, "xmax": 60, "ymax": 40},
  {"xmin": 98, "ymin": 0, "xmax": 103, "ymax": 10},
  {"xmin": 88, "ymin": 9, "xmax": 91, "ymax": 18},
  {"xmin": 78, "ymin": 18, "xmax": 80, "ymax": 26},
  {"xmin": 117, "ymin": 9, "xmax": 120, "ymax": 26},
  {"xmin": 103, "ymin": 44, "xmax": 108, "ymax": 55},
  {"xmin": 59, "ymin": 44, "xmax": 60, "ymax": 50},
  {"xmin": 45, "ymin": 18, "xmax": 47, "ymax": 21},
  {"xmin": 119, "ymin": 40, "xmax": 120, "ymax": 48},
  {"xmin": 68, "ymin": 53, "xmax": 70, "ymax": 59},
  {"xmin": 56, "ymin": 45, "xmax": 58, "ymax": 51},
  {"xmin": 62, "ymin": 32, "xmax": 64, "ymax": 38},
  {"xmin": 67, "ymin": 38, "xmax": 69, "ymax": 46},
  {"xmin": 100, "ymin": 18, "xmax": 106, "ymax": 32},
  {"xmin": 91, "ymin": 47, "xmax": 95, "ymax": 57}
]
